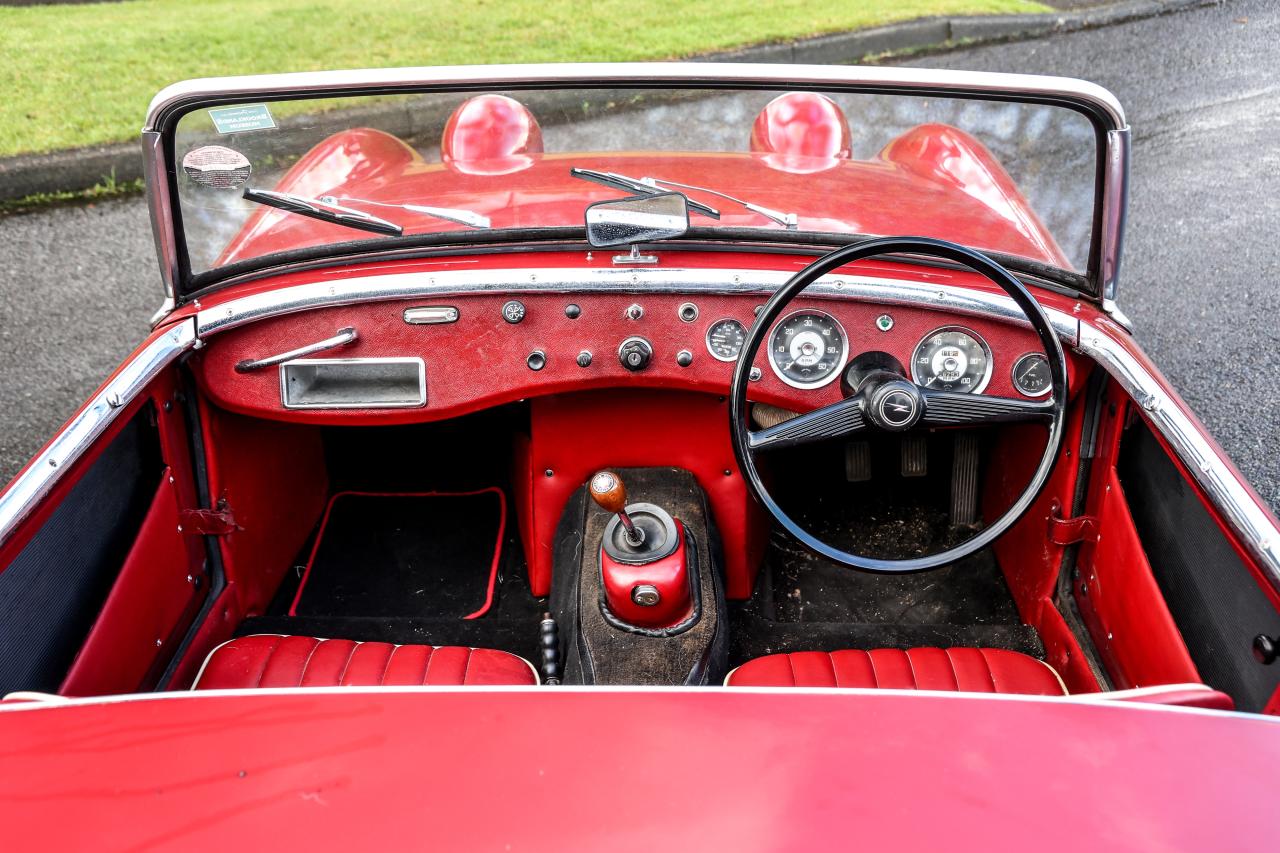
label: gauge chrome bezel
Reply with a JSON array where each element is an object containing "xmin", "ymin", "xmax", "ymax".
[
  {"xmin": 705, "ymin": 317, "xmax": 747, "ymax": 363},
  {"xmin": 766, "ymin": 309, "xmax": 850, "ymax": 389},
  {"xmin": 910, "ymin": 325, "xmax": 994, "ymax": 394},
  {"xmin": 1011, "ymin": 352, "xmax": 1053, "ymax": 397}
]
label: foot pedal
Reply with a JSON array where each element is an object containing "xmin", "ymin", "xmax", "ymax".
[
  {"xmin": 901, "ymin": 434, "xmax": 928, "ymax": 478},
  {"xmin": 845, "ymin": 441, "xmax": 871, "ymax": 482},
  {"xmin": 951, "ymin": 432, "xmax": 980, "ymax": 528}
]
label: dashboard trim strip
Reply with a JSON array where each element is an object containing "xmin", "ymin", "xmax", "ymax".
[{"xmin": 194, "ymin": 267, "xmax": 1083, "ymax": 346}]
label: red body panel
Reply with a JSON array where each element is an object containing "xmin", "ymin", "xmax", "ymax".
[
  {"xmin": 599, "ymin": 520, "xmax": 692, "ymax": 628},
  {"xmin": 214, "ymin": 135, "xmax": 1070, "ymax": 269},
  {"xmin": 0, "ymin": 689, "xmax": 1276, "ymax": 851}
]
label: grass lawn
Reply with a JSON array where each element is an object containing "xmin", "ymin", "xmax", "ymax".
[{"xmin": 0, "ymin": 0, "xmax": 1049, "ymax": 159}]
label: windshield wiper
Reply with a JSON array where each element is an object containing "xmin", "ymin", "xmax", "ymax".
[
  {"xmin": 242, "ymin": 188, "xmax": 403, "ymax": 236},
  {"xmin": 321, "ymin": 195, "xmax": 490, "ymax": 229},
  {"xmin": 569, "ymin": 167, "xmax": 798, "ymax": 229},
  {"xmin": 640, "ymin": 177, "xmax": 798, "ymax": 230},
  {"xmin": 570, "ymin": 168, "xmax": 720, "ymax": 219}
]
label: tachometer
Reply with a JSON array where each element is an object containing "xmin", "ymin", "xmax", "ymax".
[
  {"xmin": 705, "ymin": 318, "xmax": 747, "ymax": 362},
  {"xmin": 911, "ymin": 326, "xmax": 992, "ymax": 393},
  {"xmin": 767, "ymin": 310, "xmax": 849, "ymax": 388}
]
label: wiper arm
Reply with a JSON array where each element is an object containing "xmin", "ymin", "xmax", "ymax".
[
  {"xmin": 640, "ymin": 177, "xmax": 798, "ymax": 230},
  {"xmin": 570, "ymin": 167, "xmax": 721, "ymax": 219},
  {"xmin": 242, "ymin": 188, "xmax": 402, "ymax": 236},
  {"xmin": 321, "ymin": 195, "xmax": 490, "ymax": 229}
]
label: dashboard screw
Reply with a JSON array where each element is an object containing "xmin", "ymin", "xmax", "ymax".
[
  {"xmin": 749, "ymin": 367, "xmax": 762, "ymax": 382},
  {"xmin": 676, "ymin": 350, "xmax": 693, "ymax": 367},
  {"xmin": 625, "ymin": 303, "xmax": 644, "ymax": 320},
  {"xmin": 565, "ymin": 303, "xmax": 581, "ymax": 319},
  {"xmin": 544, "ymin": 469, "xmax": 554, "ymax": 478}
]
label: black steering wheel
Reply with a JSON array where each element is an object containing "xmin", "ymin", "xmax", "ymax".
[{"xmin": 729, "ymin": 237, "xmax": 1068, "ymax": 572}]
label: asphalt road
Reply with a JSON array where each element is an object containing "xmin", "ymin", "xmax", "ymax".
[{"xmin": 1, "ymin": 0, "xmax": 1278, "ymax": 510}]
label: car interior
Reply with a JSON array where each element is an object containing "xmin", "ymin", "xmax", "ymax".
[{"xmin": 3, "ymin": 89, "xmax": 1278, "ymax": 716}]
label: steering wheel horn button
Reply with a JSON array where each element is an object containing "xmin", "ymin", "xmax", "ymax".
[{"xmin": 871, "ymin": 382, "xmax": 923, "ymax": 431}]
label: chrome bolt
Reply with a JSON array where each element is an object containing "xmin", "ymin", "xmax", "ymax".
[
  {"xmin": 625, "ymin": 303, "xmax": 644, "ymax": 320},
  {"xmin": 749, "ymin": 367, "xmax": 762, "ymax": 382},
  {"xmin": 632, "ymin": 584, "xmax": 661, "ymax": 607}
]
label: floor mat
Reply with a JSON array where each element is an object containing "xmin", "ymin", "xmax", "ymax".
[{"xmin": 289, "ymin": 489, "xmax": 505, "ymax": 620}]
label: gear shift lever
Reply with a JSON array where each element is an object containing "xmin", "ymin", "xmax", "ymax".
[
  {"xmin": 590, "ymin": 470, "xmax": 644, "ymax": 546},
  {"xmin": 587, "ymin": 469, "xmax": 693, "ymax": 631}
]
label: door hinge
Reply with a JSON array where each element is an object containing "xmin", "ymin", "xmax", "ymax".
[
  {"xmin": 1048, "ymin": 501, "xmax": 1097, "ymax": 545},
  {"xmin": 179, "ymin": 504, "xmax": 237, "ymax": 536}
]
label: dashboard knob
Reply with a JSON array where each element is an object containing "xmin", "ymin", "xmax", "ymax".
[
  {"xmin": 618, "ymin": 336, "xmax": 653, "ymax": 372},
  {"xmin": 576, "ymin": 350, "xmax": 593, "ymax": 368}
]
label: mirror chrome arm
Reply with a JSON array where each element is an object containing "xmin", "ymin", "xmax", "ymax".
[{"xmin": 234, "ymin": 327, "xmax": 358, "ymax": 372}]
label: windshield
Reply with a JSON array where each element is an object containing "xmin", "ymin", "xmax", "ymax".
[{"xmin": 172, "ymin": 86, "xmax": 1099, "ymax": 280}]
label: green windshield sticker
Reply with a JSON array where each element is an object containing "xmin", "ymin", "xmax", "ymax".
[{"xmin": 208, "ymin": 104, "xmax": 276, "ymax": 134}]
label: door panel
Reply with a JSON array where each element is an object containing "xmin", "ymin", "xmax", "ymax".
[
  {"xmin": 0, "ymin": 408, "xmax": 163, "ymax": 694},
  {"xmin": 1117, "ymin": 420, "xmax": 1280, "ymax": 713}
]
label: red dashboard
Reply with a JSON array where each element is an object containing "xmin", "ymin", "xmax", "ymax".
[{"xmin": 192, "ymin": 290, "xmax": 1084, "ymax": 423}]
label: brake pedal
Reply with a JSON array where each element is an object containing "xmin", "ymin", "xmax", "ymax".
[
  {"xmin": 901, "ymin": 434, "xmax": 928, "ymax": 478},
  {"xmin": 845, "ymin": 441, "xmax": 871, "ymax": 482}
]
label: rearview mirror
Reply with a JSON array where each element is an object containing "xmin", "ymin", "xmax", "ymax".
[{"xmin": 585, "ymin": 192, "xmax": 689, "ymax": 248}]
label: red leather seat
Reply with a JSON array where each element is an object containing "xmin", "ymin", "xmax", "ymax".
[
  {"xmin": 193, "ymin": 635, "xmax": 538, "ymax": 689},
  {"xmin": 726, "ymin": 648, "xmax": 1066, "ymax": 695}
]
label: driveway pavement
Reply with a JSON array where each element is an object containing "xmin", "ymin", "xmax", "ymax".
[{"xmin": 1, "ymin": 0, "xmax": 1277, "ymax": 510}]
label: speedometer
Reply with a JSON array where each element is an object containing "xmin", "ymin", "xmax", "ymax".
[
  {"xmin": 767, "ymin": 310, "xmax": 848, "ymax": 388},
  {"xmin": 911, "ymin": 326, "xmax": 992, "ymax": 393},
  {"xmin": 705, "ymin": 318, "xmax": 747, "ymax": 362}
]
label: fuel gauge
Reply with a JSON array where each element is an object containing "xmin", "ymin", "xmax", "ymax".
[{"xmin": 1012, "ymin": 353, "xmax": 1052, "ymax": 397}]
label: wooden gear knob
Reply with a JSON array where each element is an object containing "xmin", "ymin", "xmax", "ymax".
[{"xmin": 589, "ymin": 470, "xmax": 628, "ymax": 514}]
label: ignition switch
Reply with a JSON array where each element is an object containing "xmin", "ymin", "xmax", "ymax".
[{"xmin": 618, "ymin": 336, "xmax": 653, "ymax": 372}]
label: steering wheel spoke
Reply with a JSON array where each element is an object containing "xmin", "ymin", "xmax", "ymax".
[
  {"xmin": 747, "ymin": 395, "xmax": 866, "ymax": 451},
  {"xmin": 920, "ymin": 389, "xmax": 1054, "ymax": 427}
]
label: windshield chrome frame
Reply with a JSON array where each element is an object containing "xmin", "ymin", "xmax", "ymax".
[{"xmin": 142, "ymin": 62, "xmax": 1129, "ymax": 318}]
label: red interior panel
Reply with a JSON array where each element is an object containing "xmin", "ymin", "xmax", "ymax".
[
  {"xmin": 60, "ymin": 474, "xmax": 203, "ymax": 696},
  {"xmin": 985, "ymin": 406, "xmax": 1101, "ymax": 693},
  {"xmin": 1071, "ymin": 386, "xmax": 1202, "ymax": 688},
  {"xmin": 520, "ymin": 390, "xmax": 766, "ymax": 599},
  {"xmin": 201, "ymin": 401, "xmax": 329, "ymax": 618}
]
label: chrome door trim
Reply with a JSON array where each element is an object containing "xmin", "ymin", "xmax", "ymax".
[
  {"xmin": 192, "ymin": 267, "xmax": 1082, "ymax": 345},
  {"xmin": 142, "ymin": 62, "xmax": 1129, "ymax": 313},
  {"xmin": 1077, "ymin": 322, "xmax": 1280, "ymax": 595},
  {"xmin": 0, "ymin": 320, "xmax": 198, "ymax": 550}
]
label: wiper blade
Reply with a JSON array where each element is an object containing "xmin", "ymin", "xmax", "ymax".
[
  {"xmin": 641, "ymin": 177, "xmax": 798, "ymax": 230},
  {"xmin": 242, "ymin": 188, "xmax": 402, "ymax": 236},
  {"xmin": 322, "ymin": 195, "xmax": 490, "ymax": 229},
  {"xmin": 570, "ymin": 167, "xmax": 720, "ymax": 219}
]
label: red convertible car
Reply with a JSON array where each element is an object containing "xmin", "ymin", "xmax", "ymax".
[{"xmin": 1, "ymin": 64, "xmax": 1277, "ymax": 849}]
